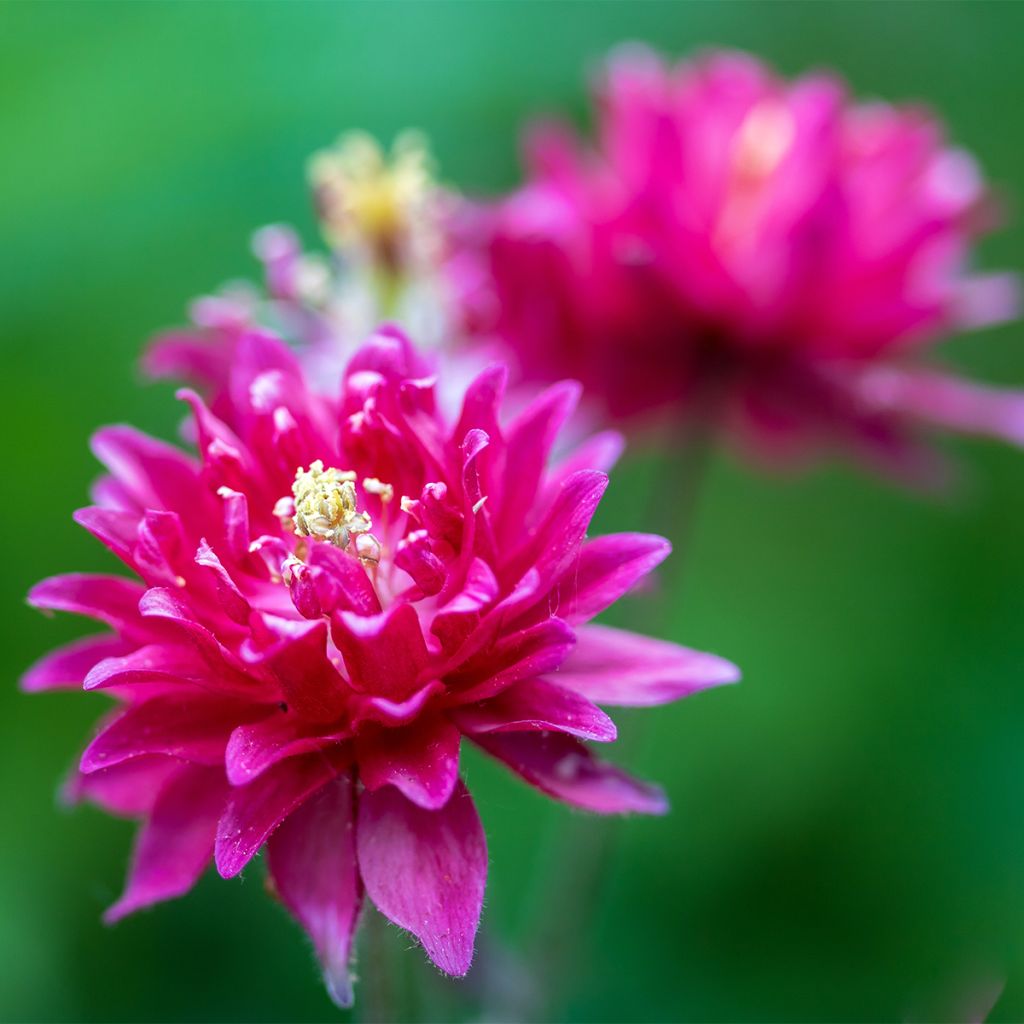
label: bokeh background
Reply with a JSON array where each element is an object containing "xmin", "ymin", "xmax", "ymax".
[{"xmin": 3, "ymin": 2, "xmax": 1024, "ymax": 1021}]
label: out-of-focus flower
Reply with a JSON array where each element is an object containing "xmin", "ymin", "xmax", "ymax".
[
  {"xmin": 147, "ymin": 132, "xmax": 481, "ymax": 408},
  {"xmin": 458, "ymin": 47, "xmax": 1022, "ymax": 479},
  {"xmin": 24, "ymin": 328, "xmax": 737, "ymax": 1005}
]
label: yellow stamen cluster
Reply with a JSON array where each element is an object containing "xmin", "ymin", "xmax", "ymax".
[
  {"xmin": 308, "ymin": 130, "xmax": 436, "ymax": 266},
  {"xmin": 290, "ymin": 461, "xmax": 371, "ymax": 551}
]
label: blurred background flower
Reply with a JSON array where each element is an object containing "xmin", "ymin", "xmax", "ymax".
[
  {"xmin": 458, "ymin": 45, "xmax": 1021, "ymax": 482},
  {"xmin": 4, "ymin": 3, "xmax": 1024, "ymax": 1022}
]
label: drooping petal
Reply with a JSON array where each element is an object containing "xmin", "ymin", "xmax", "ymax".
[
  {"xmin": 215, "ymin": 748, "xmax": 348, "ymax": 878},
  {"xmin": 73, "ymin": 507, "xmax": 139, "ymax": 568},
  {"xmin": 557, "ymin": 624, "xmax": 739, "ymax": 706},
  {"xmin": 105, "ymin": 763, "xmax": 228, "ymax": 923},
  {"xmin": 450, "ymin": 677, "xmax": 616, "ymax": 742},
  {"xmin": 472, "ymin": 730, "xmax": 668, "ymax": 815},
  {"xmin": 267, "ymin": 774, "xmax": 363, "ymax": 1009},
  {"xmin": 356, "ymin": 715, "xmax": 461, "ymax": 810},
  {"xmin": 357, "ymin": 782, "xmax": 487, "ymax": 976}
]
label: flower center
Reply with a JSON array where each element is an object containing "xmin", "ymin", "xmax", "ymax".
[
  {"xmin": 308, "ymin": 130, "xmax": 434, "ymax": 264},
  {"xmin": 287, "ymin": 460, "xmax": 381, "ymax": 561}
]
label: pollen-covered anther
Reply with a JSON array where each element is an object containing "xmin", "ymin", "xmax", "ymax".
[
  {"xmin": 362, "ymin": 477, "xmax": 394, "ymax": 503},
  {"xmin": 290, "ymin": 460, "xmax": 372, "ymax": 551}
]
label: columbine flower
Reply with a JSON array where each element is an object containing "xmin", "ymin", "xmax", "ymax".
[
  {"xmin": 24, "ymin": 327, "xmax": 737, "ymax": 1006},
  {"xmin": 458, "ymin": 46, "xmax": 1022, "ymax": 479},
  {"xmin": 147, "ymin": 132, "xmax": 473, "ymax": 405}
]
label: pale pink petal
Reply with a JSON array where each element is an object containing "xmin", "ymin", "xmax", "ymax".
[
  {"xmin": 357, "ymin": 782, "xmax": 487, "ymax": 976},
  {"xmin": 557, "ymin": 624, "xmax": 739, "ymax": 706},
  {"xmin": 857, "ymin": 365, "xmax": 1024, "ymax": 446}
]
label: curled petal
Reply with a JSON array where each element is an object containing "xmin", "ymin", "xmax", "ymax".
[
  {"xmin": 555, "ymin": 533, "xmax": 671, "ymax": 624},
  {"xmin": 332, "ymin": 604, "xmax": 429, "ymax": 703},
  {"xmin": 357, "ymin": 781, "xmax": 486, "ymax": 976}
]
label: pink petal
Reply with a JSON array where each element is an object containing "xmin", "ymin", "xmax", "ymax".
[
  {"xmin": 357, "ymin": 782, "xmax": 487, "ymax": 976},
  {"xmin": 494, "ymin": 380, "xmax": 581, "ymax": 544},
  {"xmin": 214, "ymin": 748, "xmax": 348, "ymax": 878},
  {"xmin": 449, "ymin": 617, "xmax": 575, "ymax": 703},
  {"xmin": 21, "ymin": 634, "xmax": 129, "ymax": 693},
  {"xmin": 225, "ymin": 712, "xmax": 347, "ymax": 785},
  {"xmin": 857, "ymin": 366, "xmax": 1024, "ymax": 446},
  {"xmin": 64, "ymin": 755, "xmax": 181, "ymax": 818},
  {"xmin": 80, "ymin": 693, "xmax": 262, "ymax": 773},
  {"xmin": 451, "ymin": 677, "xmax": 616, "ymax": 742},
  {"xmin": 472, "ymin": 731, "xmax": 668, "ymax": 815},
  {"xmin": 28, "ymin": 574, "xmax": 147, "ymax": 636},
  {"xmin": 73, "ymin": 507, "xmax": 139, "ymax": 568},
  {"xmin": 505, "ymin": 470, "xmax": 607, "ymax": 589},
  {"xmin": 557, "ymin": 624, "xmax": 739, "ymax": 706},
  {"xmin": 356, "ymin": 715, "xmax": 461, "ymax": 810},
  {"xmin": 556, "ymin": 533, "xmax": 671, "ymax": 624},
  {"xmin": 267, "ymin": 775, "xmax": 363, "ymax": 1009},
  {"xmin": 262, "ymin": 618, "xmax": 348, "ymax": 723},
  {"xmin": 90, "ymin": 425, "xmax": 202, "ymax": 515},
  {"xmin": 332, "ymin": 604, "xmax": 429, "ymax": 703},
  {"xmin": 105, "ymin": 763, "xmax": 228, "ymax": 922}
]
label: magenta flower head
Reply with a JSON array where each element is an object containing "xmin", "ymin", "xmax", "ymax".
[
  {"xmin": 462, "ymin": 46, "xmax": 1022, "ymax": 477},
  {"xmin": 23, "ymin": 327, "xmax": 737, "ymax": 1005}
]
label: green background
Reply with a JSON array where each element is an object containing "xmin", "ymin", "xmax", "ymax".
[{"xmin": 3, "ymin": 2, "xmax": 1024, "ymax": 1021}]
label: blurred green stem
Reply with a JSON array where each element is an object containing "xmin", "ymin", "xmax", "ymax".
[{"xmin": 507, "ymin": 413, "xmax": 718, "ymax": 1023}]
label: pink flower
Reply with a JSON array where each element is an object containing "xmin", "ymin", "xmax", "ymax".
[
  {"xmin": 24, "ymin": 328, "xmax": 737, "ymax": 1006},
  {"xmin": 460, "ymin": 47, "xmax": 1022, "ymax": 478}
]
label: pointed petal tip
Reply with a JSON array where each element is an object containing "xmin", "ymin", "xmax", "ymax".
[{"xmin": 323, "ymin": 962, "xmax": 356, "ymax": 1009}]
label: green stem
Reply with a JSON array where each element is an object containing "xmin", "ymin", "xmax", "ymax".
[{"xmin": 508, "ymin": 417, "xmax": 718, "ymax": 1022}]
